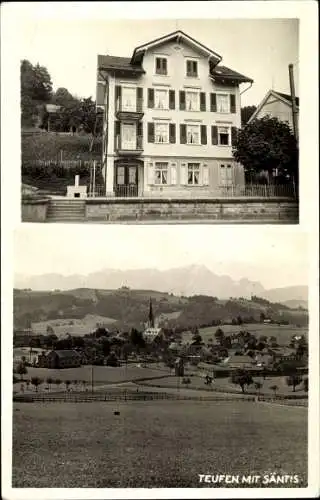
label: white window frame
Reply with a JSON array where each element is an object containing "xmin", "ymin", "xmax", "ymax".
[
  {"xmin": 185, "ymin": 90, "xmax": 200, "ymax": 111},
  {"xmin": 220, "ymin": 163, "xmax": 234, "ymax": 186},
  {"xmin": 121, "ymin": 86, "xmax": 137, "ymax": 112},
  {"xmin": 154, "ymin": 162, "xmax": 169, "ymax": 185},
  {"xmin": 154, "ymin": 88, "xmax": 169, "ymax": 110},
  {"xmin": 216, "ymin": 93, "xmax": 230, "ymax": 114},
  {"xmin": 154, "ymin": 122, "xmax": 169, "ymax": 144},
  {"xmin": 217, "ymin": 125, "xmax": 231, "ymax": 146},
  {"xmin": 186, "ymin": 59, "xmax": 199, "ymax": 77},
  {"xmin": 155, "ymin": 56, "xmax": 168, "ymax": 76},
  {"xmin": 186, "ymin": 124, "xmax": 201, "ymax": 145},
  {"xmin": 187, "ymin": 162, "xmax": 200, "ymax": 185}
]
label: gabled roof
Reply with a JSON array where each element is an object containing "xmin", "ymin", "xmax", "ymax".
[
  {"xmin": 131, "ymin": 30, "xmax": 222, "ymax": 65},
  {"xmin": 248, "ymin": 89, "xmax": 299, "ymax": 123},
  {"xmin": 48, "ymin": 350, "xmax": 81, "ymax": 359}
]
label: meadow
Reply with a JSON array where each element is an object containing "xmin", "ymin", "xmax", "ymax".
[
  {"xmin": 12, "ymin": 400, "xmax": 307, "ymax": 488},
  {"xmin": 193, "ymin": 323, "xmax": 308, "ymax": 346}
]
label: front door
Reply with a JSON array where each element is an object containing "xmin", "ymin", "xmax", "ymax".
[
  {"xmin": 115, "ymin": 165, "xmax": 138, "ymax": 197},
  {"xmin": 121, "ymin": 123, "xmax": 136, "ymax": 150}
]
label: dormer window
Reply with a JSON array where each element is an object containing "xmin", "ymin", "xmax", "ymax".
[
  {"xmin": 186, "ymin": 59, "xmax": 198, "ymax": 77},
  {"xmin": 155, "ymin": 57, "xmax": 167, "ymax": 75}
]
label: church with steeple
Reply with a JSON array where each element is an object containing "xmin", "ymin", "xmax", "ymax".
[{"xmin": 143, "ymin": 298, "xmax": 163, "ymax": 343}]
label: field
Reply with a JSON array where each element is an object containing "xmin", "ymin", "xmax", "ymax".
[
  {"xmin": 12, "ymin": 400, "xmax": 307, "ymax": 487},
  {"xmin": 31, "ymin": 314, "xmax": 117, "ymax": 336},
  {"xmin": 192, "ymin": 324, "xmax": 308, "ymax": 346},
  {"xmin": 139, "ymin": 374, "xmax": 307, "ymax": 397},
  {"xmin": 13, "ymin": 364, "xmax": 170, "ymax": 388}
]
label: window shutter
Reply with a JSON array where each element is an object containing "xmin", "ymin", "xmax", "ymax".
[
  {"xmin": 169, "ymin": 90, "xmax": 175, "ymax": 110},
  {"xmin": 211, "ymin": 125, "xmax": 218, "ymax": 145},
  {"xmin": 169, "ymin": 123, "xmax": 176, "ymax": 144},
  {"xmin": 137, "ymin": 121, "xmax": 143, "ymax": 142},
  {"xmin": 210, "ymin": 93, "xmax": 217, "ymax": 112},
  {"xmin": 201, "ymin": 125, "xmax": 207, "ymax": 145},
  {"xmin": 137, "ymin": 87, "xmax": 143, "ymax": 111},
  {"xmin": 163, "ymin": 58, "xmax": 168, "ymax": 74},
  {"xmin": 115, "ymin": 86, "xmax": 121, "ymax": 110},
  {"xmin": 179, "ymin": 91, "xmax": 186, "ymax": 110},
  {"xmin": 114, "ymin": 121, "xmax": 120, "ymax": 149},
  {"xmin": 180, "ymin": 124, "xmax": 187, "ymax": 144},
  {"xmin": 202, "ymin": 164, "xmax": 209, "ymax": 186},
  {"xmin": 231, "ymin": 126, "xmax": 237, "ymax": 145},
  {"xmin": 96, "ymin": 82, "xmax": 105, "ymax": 106},
  {"xmin": 148, "ymin": 162, "xmax": 154, "ymax": 185},
  {"xmin": 148, "ymin": 122, "xmax": 155, "ymax": 143},
  {"xmin": 230, "ymin": 94, "xmax": 236, "ymax": 113},
  {"xmin": 148, "ymin": 88, "xmax": 154, "ymax": 108},
  {"xmin": 180, "ymin": 163, "xmax": 188, "ymax": 185},
  {"xmin": 200, "ymin": 92, "xmax": 206, "ymax": 112},
  {"xmin": 170, "ymin": 163, "xmax": 177, "ymax": 185}
]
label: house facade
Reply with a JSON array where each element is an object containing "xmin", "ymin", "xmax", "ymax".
[
  {"xmin": 96, "ymin": 30, "xmax": 253, "ymax": 198},
  {"xmin": 248, "ymin": 89, "xmax": 299, "ymax": 136},
  {"xmin": 38, "ymin": 350, "xmax": 82, "ymax": 369}
]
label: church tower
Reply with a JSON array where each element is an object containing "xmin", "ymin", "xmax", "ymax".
[{"xmin": 148, "ymin": 297, "xmax": 155, "ymax": 328}]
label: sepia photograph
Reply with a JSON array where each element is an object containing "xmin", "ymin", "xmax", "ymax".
[
  {"xmin": 18, "ymin": 15, "xmax": 300, "ymax": 224},
  {"xmin": 10, "ymin": 226, "xmax": 310, "ymax": 489}
]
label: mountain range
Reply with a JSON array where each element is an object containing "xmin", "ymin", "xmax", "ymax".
[{"xmin": 14, "ymin": 265, "xmax": 308, "ymax": 308}]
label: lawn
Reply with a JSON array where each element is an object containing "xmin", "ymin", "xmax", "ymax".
[
  {"xmin": 194, "ymin": 323, "xmax": 308, "ymax": 347},
  {"xmin": 12, "ymin": 400, "xmax": 307, "ymax": 488},
  {"xmin": 14, "ymin": 364, "xmax": 170, "ymax": 390}
]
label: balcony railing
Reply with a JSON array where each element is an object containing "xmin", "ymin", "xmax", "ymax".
[
  {"xmin": 115, "ymin": 135, "xmax": 143, "ymax": 154},
  {"xmin": 114, "ymin": 184, "xmax": 139, "ymax": 198},
  {"xmin": 115, "ymin": 98, "xmax": 143, "ymax": 117}
]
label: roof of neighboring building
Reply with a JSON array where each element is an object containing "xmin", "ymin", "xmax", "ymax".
[
  {"xmin": 45, "ymin": 104, "xmax": 61, "ymax": 113},
  {"xmin": 248, "ymin": 89, "xmax": 299, "ymax": 123},
  {"xmin": 227, "ymin": 354, "xmax": 253, "ymax": 365},
  {"xmin": 97, "ymin": 55, "xmax": 145, "ymax": 75},
  {"xmin": 276, "ymin": 91, "xmax": 299, "ymax": 107},
  {"xmin": 210, "ymin": 64, "xmax": 253, "ymax": 83}
]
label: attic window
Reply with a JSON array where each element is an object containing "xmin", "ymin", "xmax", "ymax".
[
  {"xmin": 156, "ymin": 57, "xmax": 167, "ymax": 75},
  {"xmin": 186, "ymin": 60, "xmax": 198, "ymax": 77}
]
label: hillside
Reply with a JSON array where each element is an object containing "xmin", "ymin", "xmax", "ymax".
[{"xmin": 14, "ymin": 287, "xmax": 308, "ymax": 334}]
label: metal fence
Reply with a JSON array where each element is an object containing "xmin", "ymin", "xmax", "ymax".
[
  {"xmin": 27, "ymin": 159, "xmax": 101, "ymax": 169},
  {"xmin": 218, "ymin": 183, "xmax": 297, "ymax": 198}
]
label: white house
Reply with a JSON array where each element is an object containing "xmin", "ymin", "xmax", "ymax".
[
  {"xmin": 248, "ymin": 89, "xmax": 299, "ymax": 135},
  {"xmin": 96, "ymin": 30, "xmax": 253, "ymax": 198}
]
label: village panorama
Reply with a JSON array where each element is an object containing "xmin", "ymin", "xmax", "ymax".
[{"xmin": 12, "ymin": 273, "xmax": 308, "ymax": 488}]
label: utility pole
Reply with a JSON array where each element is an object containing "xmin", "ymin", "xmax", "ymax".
[
  {"xmin": 91, "ymin": 363, "xmax": 94, "ymax": 394},
  {"xmin": 289, "ymin": 64, "xmax": 298, "ymax": 142}
]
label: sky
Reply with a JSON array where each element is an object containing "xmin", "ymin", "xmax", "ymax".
[
  {"xmin": 13, "ymin": 6, "xmax": 299, "ymax": 106},
  {"xmin": 14, "ymin": 225, "xmax": 308, "ymax": 289}
]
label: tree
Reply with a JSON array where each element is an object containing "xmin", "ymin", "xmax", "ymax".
[
  {"xmin": 55, "ymin": 378, "xmax": 62, "ymax": 390},
  {"xmin": 232, "ymin": 116, "xmax": 298, "ymax": 184},
  {"xmin": 46, "ymin": 377, "xmax": 53, "ymax": 391},
  {"xmin": 254, "ymin": 381, "xmax": 263, "ymax": 396},
  {"xmin": 182, "ymin": 377, "xmax": 191, "ymax": 388},
  {"xmin": 231, "ymin": 369, "xmax": 253, "ymax": 393},
  {"xmin": 269, "ymin": 384, "xmax": 279, "ymax": 398},
  {"xmin": 286, "ymin": 374, "xmax": 302, "ymax": 392},
  {"xmin": 21, "ymin": 59, "xmax": 53, "ymax": 127},
  {"xmin": 16, "ymin": 362, "xmax": 27, "ymax": 381},
  {"xmin": 214, "ymin": 328, "xmax": 225, "ymax": 344},
  {"xmin": 52, "ymin": 87, "xmax": 75, "ymax": 108},
  {"xmin": 303, "ymin": 377, "xmax": 308, "ymax": 393},
  {"xmin": 241, "ymin": 105, "xmax": 257, "ymax": 126},
  {"xmin": 65, "ymin": 380, "xmax": 71, "ymax": 392},
  {"xmin": 31, "ymin": 377, "xmax": 42, "ymax": 392}
]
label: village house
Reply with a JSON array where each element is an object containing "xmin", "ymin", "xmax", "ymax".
[
  {"xmin": 96, "ymin": 30, "xmax": 253, "ymax": 198},
  {"xmin": 248, "ymin": 89, "xmax": 299, "ymax": 136},
  {"xmin": 37, "ymin": 349, "xmax": 82, "ymax": 369}
]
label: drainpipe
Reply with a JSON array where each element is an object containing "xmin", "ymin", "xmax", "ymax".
[{"xmin": 240, "ymin": 82, "xmax": 253, "ymax": 96}]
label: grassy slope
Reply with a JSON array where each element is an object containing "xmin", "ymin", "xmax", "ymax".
[
  {"xmin": 14, "ymin": 288, "xmax": 308, "ymax": 334},
  {"xmin": 12, "ymin": 400, "xmax": 307, "ymax": 487}
]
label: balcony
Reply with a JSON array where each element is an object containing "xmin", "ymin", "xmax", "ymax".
[
  {"xmin": 115, "ymin": 98, "xmax": 144, "ymax": 121},
  {"xmin": 115, "ymin": 135, "xmax": 143, "ymax": 156}
]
